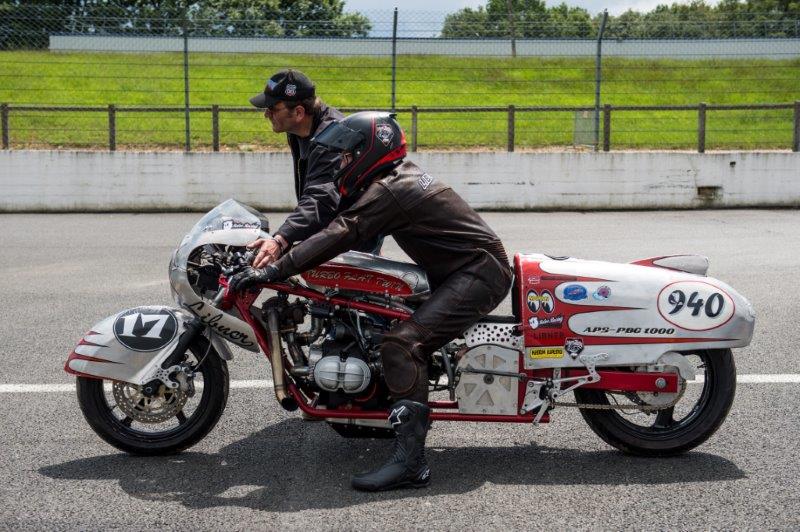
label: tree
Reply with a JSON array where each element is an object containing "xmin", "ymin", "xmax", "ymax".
[
  {"xmin": 195, "ymin": 0, "xmax": 370, "ymax": 37},
  {"xmin": 0, "ymin": 0, "xmax": 371, "ymax": 49},
  {"xmin": 442, "ymin": 0, "xmax": 800, "ymax": 39},
  {"xmin": 442, "ymin": 0, "xmax": 593, "ymax": 39}
]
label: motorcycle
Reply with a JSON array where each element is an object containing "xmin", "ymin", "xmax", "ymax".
[{"xmin": 66, "ymin": 199, "xmax": 755, "ymax": 456}]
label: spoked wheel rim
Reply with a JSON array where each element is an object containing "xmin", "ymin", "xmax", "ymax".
[{"xmin": 598, "ymin": 350, "xmax": 714, "ymax": 437}]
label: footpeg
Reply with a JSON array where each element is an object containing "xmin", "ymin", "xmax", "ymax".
[{"xmin": 521, "ymin": 353, "xmax": 609, "ymax": 424}]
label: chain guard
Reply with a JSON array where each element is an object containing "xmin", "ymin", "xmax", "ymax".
[{"xmin": 555, "ymin": 379, "xmax": 687, "ymax": 411}]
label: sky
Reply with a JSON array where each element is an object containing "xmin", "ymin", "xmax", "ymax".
[{"xmin": 342, "ymin": 0, "xmax": 683, "ymax": 37}]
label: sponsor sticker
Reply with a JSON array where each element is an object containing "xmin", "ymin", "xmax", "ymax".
[
  {"xmin": 221, "ymin": 218, "xmax": 260, "ymax": 231},
  {"xmin": 376, "ymin": 123, "xmax": 395, "ymax": 147},
  {"xmin": 583, "ymin": 326, "xmax": 675, "ymax": 336},
  {"xmin": 527, "ymin": 275, "xmax": 540, "ymax": 285},
  {"xmin": 563, "ymin": 284, "xmax": 588, "ymax": 301},
  {"xmin": 565, "ymin": 337, "xmax": 584, "ymax": 356},
  {"xmin": 592, "ymin": 285, "xmax": 611, "ymax": 301},
  {"xmin": 528, "ymin": 315, "xmax": 563, "ymax": 330},
  {"xmin": 113, "ymin": 307, "xmax": 178, "ymax": 352},
  {"xmin": 528, "ymin": 347, "xmax": 564, "ymax": 359},
  {"xmin": 526, "ymin": 289, "xmax": 555, "ymax": 314},
  {"xmin": 533, "ymin": 330, "xmax": 565, "ymax": 341}
]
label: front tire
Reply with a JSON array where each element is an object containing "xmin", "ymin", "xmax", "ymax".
[
  {"xmin": 575, "ymin": 349, "xmax": 736, "ymax": 456},
  {"xmin": 76, "ymin": 336, "xmax": 229, "ymax": 455}
]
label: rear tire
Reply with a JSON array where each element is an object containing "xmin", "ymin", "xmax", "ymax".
[
  {"xmin": 76, "ymin": 336, "xmax": 229, "ymax": 455},
  {"xmin": 575, "ymin": 349, "xmax": 736, "ymax": 456}
]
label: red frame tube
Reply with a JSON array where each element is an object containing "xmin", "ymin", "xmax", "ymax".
[
  {"xmin": 563, "ymin": 369, "xmax": 679, "ymax": 393},
  {"xmin": 265, "ymin": 282, "xmax": 412, "ymax": 320},
  {"xmin": 221, "ymin": 283, "xmax": 673, "ymax": 425}
]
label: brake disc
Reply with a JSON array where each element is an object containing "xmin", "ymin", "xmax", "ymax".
[{"xmin": 112, "ymin": 381, "xmax": 189, "ymax": 424}]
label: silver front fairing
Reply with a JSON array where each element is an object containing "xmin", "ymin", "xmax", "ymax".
[
  {"xmin": 169, "ymin": 199, "xmax": 270, "ymax": 352},
  {"xmin": 66, "ymin": 306, "xmax": 196, "ymax": 383}
]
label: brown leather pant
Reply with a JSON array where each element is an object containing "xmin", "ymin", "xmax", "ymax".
[{"xmin": 380, "ymin": 251, "xmax": 513, "ymax": 403}]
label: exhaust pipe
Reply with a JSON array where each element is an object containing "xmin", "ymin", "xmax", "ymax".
[{"xmin": 266, "ymin": 308, "xmax": 298, "ymax": 411}]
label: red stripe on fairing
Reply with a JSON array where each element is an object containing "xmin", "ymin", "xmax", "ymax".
[
  {"xmin": 77, "ymin": 338, "xmax": 108, "ymax": 348},
  {"xmin": 630, "ymin": 255, "xmax": 689, "ymax": 273},
  {"xmin": 68, "ymin": 352, "xmax": 121, "ymax": 364},
  {"xmin": 579, "ymin": 336, "xmax": 739, "ymax": 345},
  {"xmin": 64, "ymin": 351, "xmax": 121, "ymax": 377}
]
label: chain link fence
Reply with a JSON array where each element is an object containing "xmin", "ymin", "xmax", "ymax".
[{"xmin": 0, "ymin": 5, "xmax": 799, "ymax": 151}]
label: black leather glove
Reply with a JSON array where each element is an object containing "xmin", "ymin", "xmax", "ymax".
[{"xmin": 229, "ymin": 265, "xmax": 280, "ymax": 293}]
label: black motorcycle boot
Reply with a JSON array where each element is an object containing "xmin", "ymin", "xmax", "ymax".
[{"xmin": 351, "ymin": 400, "xmax": 431, "ymax": 491}]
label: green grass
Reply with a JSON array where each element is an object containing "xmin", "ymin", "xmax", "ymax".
[{"xmin": 1, "ymin": 50, "xmax": 798, "ymax": 150}]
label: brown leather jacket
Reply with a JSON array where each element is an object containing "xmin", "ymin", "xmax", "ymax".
[{"xmin": 271, "ymin": 161, "xmax": 509, "ymax": 288}]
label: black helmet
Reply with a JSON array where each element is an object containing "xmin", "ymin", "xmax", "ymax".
[{"xmin": 312, "ymin": 111, "xmax": 407, "ymax": 198}]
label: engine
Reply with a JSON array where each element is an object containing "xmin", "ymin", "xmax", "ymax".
[{"xmin": 264, "ymin": 296, "xmax": 389, "ymax": 406}]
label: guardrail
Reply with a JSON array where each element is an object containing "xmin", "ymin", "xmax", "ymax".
[{"xmin": 1, "ymin": 102, "xmax": 799, "ymax": 152}]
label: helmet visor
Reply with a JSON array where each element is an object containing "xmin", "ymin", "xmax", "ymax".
[{"xmin": 312, "ymin": 122, "xmax": 365, "ymax": 152}]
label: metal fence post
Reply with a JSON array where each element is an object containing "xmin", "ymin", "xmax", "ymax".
[
  {"xmin": 698, "ymin": 102, "xmax": 707, "ymax": 153},
  {"xmin": 594, "ymin": 10, "xmax": 608, "ymax": 151},
  {"xmin": 411, "ymin": 105, "xmax": 418, "ymax": 152},
  {"xmin": 182, "ymin": 5, "xmax": 191, "ymax": 152},
  {"xmin": 1, "ymin": 104, "xmax": 8, "ymax": 149},
  {"xmin": 212, "ymin": 105, "xmax": 220, "ymax": 152},
  {"xmin": 391, "ymin": 7, "xmax": 398, "ymax": 111},
  {"xmin": 793, "ymin": 100, "xmax": 800, "ymax": 152},
  {"xmin": 108, "ymin": 104, "xmax": 116, "ymax": 151},
  {"xmin": 603, "ymin": 104, "xmax": 611, "ymax": 151},
  {"xmin": 507, "ymin": 105, "xmax": 515, "ymax": 152}
]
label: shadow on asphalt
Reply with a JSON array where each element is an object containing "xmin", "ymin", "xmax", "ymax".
[{"xmin": 40, "ymin": 419, "xmax": 744, "ymax": 511}]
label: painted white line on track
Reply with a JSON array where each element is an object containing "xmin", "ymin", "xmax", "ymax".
[{"xmin": 0, "ymin": 374, "xmax": 799, "ymax": 393}]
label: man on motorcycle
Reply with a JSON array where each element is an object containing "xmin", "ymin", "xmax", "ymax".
[
  {"xmin": 247, "ymin": 69, "xmax": 380, "ymax": 268},
  {"xmin": 230, "ymin": 112, "xmax": 513, "ymax": 492}
]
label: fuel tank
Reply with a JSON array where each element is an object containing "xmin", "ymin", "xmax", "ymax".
[
  {"xmin": 514, "ymin": 253, "xmax": 755, "ymax": 369},
  {"xmin": 300, "ymin": 251, "xmax": 430, "ymax": 297}
]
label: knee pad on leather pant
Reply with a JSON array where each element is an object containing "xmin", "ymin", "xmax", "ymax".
[
  {"xmin": 380, "ymin": 340, "xmax": 420, "ymax": 398},
  {"xmin": 381, "ymin": 320, "xmax": 432, "ymax": 401}
]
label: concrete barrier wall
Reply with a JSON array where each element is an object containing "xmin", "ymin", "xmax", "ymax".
[
  {"xmin": 50, "ymin": 35, "xmax": 800, "ymax": 59},
  {"xmin": 0, "ymin": 150, "xmax": 798, "ymax": 212}
]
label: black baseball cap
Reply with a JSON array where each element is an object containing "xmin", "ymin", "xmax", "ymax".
[{"xmin": 249, "ymin": 69, "xmax": 316, "ymax": 108}]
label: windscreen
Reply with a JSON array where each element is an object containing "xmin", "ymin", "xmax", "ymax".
[{"xmin": 188, "ymin": 199, "xmax": 268, "ymax": 237}]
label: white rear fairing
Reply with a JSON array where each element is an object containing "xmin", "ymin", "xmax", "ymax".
[{"xmin": 509, "ymin": 253, "xmax": 756, "ymax": 370}]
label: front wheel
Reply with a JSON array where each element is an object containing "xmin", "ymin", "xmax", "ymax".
[
  {"xmin": 575, "ymin": 349, "xmax": 736, "ymax": 456},
  {"xmin": 76, "ymin": 336, "xmax": 229, "ymax": 455}
]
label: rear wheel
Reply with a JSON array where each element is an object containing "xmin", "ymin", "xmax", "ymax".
[
  {"xmin": 76, "ymin": 336, "xmax": 229, "ymax": 455},
  {"xmin": 575, "ymin": 349, "xmax": 736, "ymax": 456}
]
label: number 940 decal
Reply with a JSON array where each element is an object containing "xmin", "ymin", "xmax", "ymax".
[{"xmin": 657, "ymin": 281, "xmax": 735, "ymax": 331}]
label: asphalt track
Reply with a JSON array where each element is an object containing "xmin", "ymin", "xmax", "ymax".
[{"xmin": 1, "ymin": 210, "xmax": 798, "ymax": 530}]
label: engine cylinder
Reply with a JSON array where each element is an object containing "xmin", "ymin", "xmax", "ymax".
[{"xmin": 313, "ymin": 356, "xmax": 371, "ymax": 394}]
